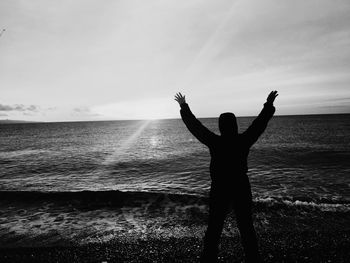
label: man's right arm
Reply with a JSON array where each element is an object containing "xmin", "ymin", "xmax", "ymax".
[{"xmin": 243, "ymin": 91, "xmax": 278, "ymax": 146}]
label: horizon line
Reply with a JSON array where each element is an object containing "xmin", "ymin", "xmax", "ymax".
[{"xmin": 1, "ymin": 112, "xmax": 349, "ymax": 124}]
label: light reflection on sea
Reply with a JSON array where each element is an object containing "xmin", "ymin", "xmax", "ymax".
[{"xmin": 0, "ymin": 115, "xmax": 349, "ymax": 203}]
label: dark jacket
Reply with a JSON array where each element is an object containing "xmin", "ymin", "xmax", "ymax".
[{"xmin": 180, "ymin": 103, "xmax": 275, "ymax": 190}]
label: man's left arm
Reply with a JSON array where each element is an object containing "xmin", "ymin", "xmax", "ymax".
[{"xmin": 175, "ymin": 92, "xmax": 216, "ymax": 147}]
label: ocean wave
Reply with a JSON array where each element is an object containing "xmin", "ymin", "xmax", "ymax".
[
  {"xmin": 255, "ymin": 197, "xmax": 350, "ymax": 212},
  {"xmin": 0, "ymin": 190, "xmax": 204, "ymax": 203},
  {"xmin": 0, "ymin": 149, "xmax": 52, "ymax": 158},
  {"xmin": 1, "ymin": 190, "xmax": 349, "ymax": 247},
  {"xmin": 0, "ymin": 190, "xmax": 349, "ymax": 213}
]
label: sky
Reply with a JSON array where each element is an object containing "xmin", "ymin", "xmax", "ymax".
[{"xmin": 0, "ymin": 0, "xmax": 350, "ymax": 121}]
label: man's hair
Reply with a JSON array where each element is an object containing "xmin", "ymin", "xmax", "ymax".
[{"xmin": 219, "ymin": 112, "xmax": 238, "ymax": 136}]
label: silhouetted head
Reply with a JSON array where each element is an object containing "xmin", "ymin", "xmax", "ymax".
[{"xmin": 219, "ymin": 112, "xmax": 238, "ymax": 136}]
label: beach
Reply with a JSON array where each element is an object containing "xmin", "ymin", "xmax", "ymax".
[
  {"xmin": 1, "ymin": 208, "xmax": 349, "ymax": 262},
  {"xmin": 0, "ymin": 191, "xmax": 349, "ymax": 262}
]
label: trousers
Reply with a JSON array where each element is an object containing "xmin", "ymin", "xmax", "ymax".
[{"xmin": 200, "ymin": 179, "xmax": 261, "ymax": 263}]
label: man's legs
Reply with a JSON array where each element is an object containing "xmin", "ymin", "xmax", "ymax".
[
  {"xmin": 200, "ymin": 193, "xmax": 229, "ymax": 263},
  {"xmin": 234, "ymin": 196, "xmax": 261, "ymax": 263}
]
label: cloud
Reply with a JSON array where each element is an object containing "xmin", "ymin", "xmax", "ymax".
[
  {"xmin": 47, "ymin": 107, "xmax": 57, "ymax": 111},
  {"xmin": 0, "ymin": 113, "xmax": 8, "ymax": 117},
  {"xmin": 0, "ymin": 103, "xmax": 40, "ymax": 112},
  {"xmin": 319, "ymin": 105, "xmax": 350, "ymax": 113},
  {"xmin": 0, "ymin": 104, "xmax": 13, "ymax": 111},
  {"xmin": 27, "ymin": 105, "xmax": 39, "ymax": 112},
  {"xmin": 73, "ymin": 107, "xmax": 90, "ymax": 113},
  {"xmin": 72, "ymin": 106, "xmax": 101, "ymax": 117}
]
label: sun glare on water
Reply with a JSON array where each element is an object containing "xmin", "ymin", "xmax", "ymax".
[
  {"xmin": 102, "ymin": 120, "xmax": 152, "ymax": 165},
  {"xmin": 96, "ymin": 98, "xmax": 176, "ymax": 165}
]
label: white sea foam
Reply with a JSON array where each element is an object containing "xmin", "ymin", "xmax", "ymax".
[{"xmin": 255, "ymin": 197, "xmax": 350, "ymax": 212}]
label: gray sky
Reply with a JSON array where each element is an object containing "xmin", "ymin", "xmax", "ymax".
[{"xmin": 1, "ymin": 0, "xmax": 350, "ymax": 121}]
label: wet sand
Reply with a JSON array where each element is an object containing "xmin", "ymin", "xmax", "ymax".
[
  {"xmin": 0, "ymin": 232, "xmax": 349, "ymax": 262},
  {"xmin": 1, "ymin": 211, "xmax": 349, "ymax": 262}
]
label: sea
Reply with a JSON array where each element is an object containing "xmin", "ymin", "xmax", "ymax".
[{"xmin": 0, "ymin": 114, "xmax": 349, "ymax": 247}]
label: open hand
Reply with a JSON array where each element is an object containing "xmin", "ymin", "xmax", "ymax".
[
  {"xmin": 174, "ymin": 92, "xmax": 186, "ymax": 106},
  {"xmin": 266, "ymin": 91, "xmax": 278, "ymax": 104}
]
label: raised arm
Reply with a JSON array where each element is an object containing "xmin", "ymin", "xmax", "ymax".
[
  {"xmin": 175, "ymin": 92, "xmax": 216, "ymax": 147},
  {"xmin": 243, "ymin": 91, "xmax": 278, "ymax": 146}
]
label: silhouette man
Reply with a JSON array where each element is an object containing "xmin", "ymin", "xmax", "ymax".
[{"xmin": 175, "ymin": 91, "xmax": 278, "ymax": 262}]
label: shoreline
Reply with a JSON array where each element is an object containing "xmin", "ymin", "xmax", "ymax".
[
  {"xmin": 0, "ymin": 230, "xmax": 349, "ymax": 262},
  {"xmin": 1, "ymin": 206, "xmax": 349, "ymax": 262},
  {"xmin": 1, "ymin": 191, "xmax": 349, "ymax": 262}
]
